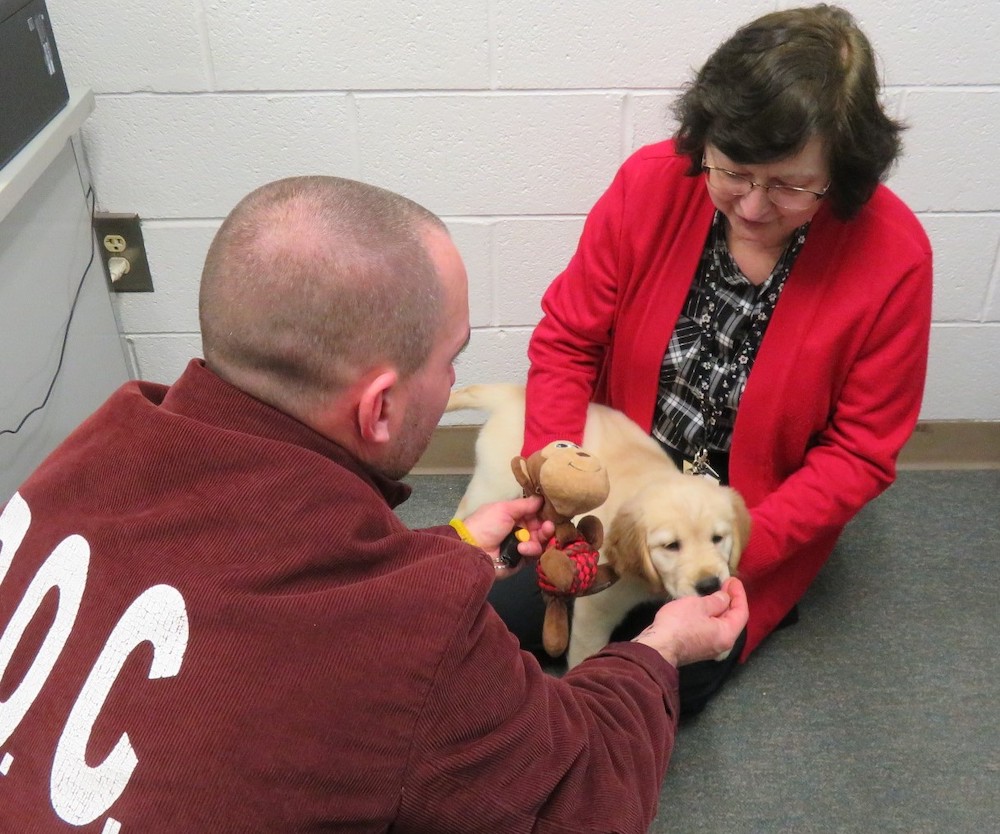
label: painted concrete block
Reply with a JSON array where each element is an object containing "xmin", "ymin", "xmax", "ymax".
[
  {"xmin": 48, "ymin": 0, "xmax": 209, "ymax": 93},
  {"xmin": 492, "ymin": 216, "xmax": 586, "ymax": 327},
  {"xmin": 83, "ymin": 94, "xmax": 358, "ymax": 217},
  {"xmin": 892, "ymin": 90, "xmax": 1000, "ymax": 213},
  {"xmin": 129, "ymin": 333, "xmax": 203, "ymax": 384},
  {"xmin": 494, "ymin": 0, "xmax": 773, "ymax": 89},
  {"xmin": 205, "ymin": 0, "xmax": 490, "ymax": 90},
  {"xmin": 920, "ymin": 215, "xmax": 1000, "ymax": 322},
  {"xmin": 355, "ymin": 93, "xmax": 622, "ymax": 215},
  {"xmin": 923, "ymin": 325, "xmax": 1000, "ymax": 419}
]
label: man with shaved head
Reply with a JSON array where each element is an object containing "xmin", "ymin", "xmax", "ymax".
[{"xmin": 0, "ymin": 176, "xmax": 746, "ymax": 832}]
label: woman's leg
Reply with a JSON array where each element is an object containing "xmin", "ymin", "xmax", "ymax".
[{"xmin": 488, "ymin": 565, "xmax": 547, "ymax": 654}]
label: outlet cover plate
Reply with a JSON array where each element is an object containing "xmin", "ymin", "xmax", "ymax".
[{"xmin": 93, "ymin": 212, "xmax": 154, "ymax": 292}]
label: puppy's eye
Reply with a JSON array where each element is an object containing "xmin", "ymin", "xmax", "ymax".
[
  {"xmin": 663, "ymin": 541, "xmax": 681, "ymax": 552},
  {"xmin": 712, "ymin": 534, "xmax": 724, "ymax": 545}
]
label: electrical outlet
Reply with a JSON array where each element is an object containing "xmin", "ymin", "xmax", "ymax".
[{"xmin": 92, "ymin": 212, "xmax": 154, "ymax": 292}]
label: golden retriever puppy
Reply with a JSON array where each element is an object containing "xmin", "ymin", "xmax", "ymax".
[{"xmin": 445, "ymin": 383, "xmax": 750, "ymax": 668}]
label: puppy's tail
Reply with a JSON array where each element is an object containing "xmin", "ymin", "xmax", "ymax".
[{"xmin": 446, "ymin": 383, "xmax": 525, "ymax": 415}]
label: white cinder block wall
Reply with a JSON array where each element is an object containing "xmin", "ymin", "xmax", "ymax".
[{"xmin": 47, "ymin": 0, "xmax": 1000, "ymax": 423}]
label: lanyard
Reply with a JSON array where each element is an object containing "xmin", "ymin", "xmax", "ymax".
[{"xmin": 688, "ymin": 217, "xmax": 806, "ymax": 476}]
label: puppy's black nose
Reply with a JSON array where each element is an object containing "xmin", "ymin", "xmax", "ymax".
[{"xmin": 695, "ymin": 577, "xmax": 722, "ymax": 596}]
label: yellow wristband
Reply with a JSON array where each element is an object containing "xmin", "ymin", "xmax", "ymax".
[{"xmin": 449, "ymin": 518, "xmax": 478, "ymax": 547}]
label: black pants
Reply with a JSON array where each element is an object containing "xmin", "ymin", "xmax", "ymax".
[{"xmin": 488, "ymin": 571, "xmax": 747, "ymax": 717}]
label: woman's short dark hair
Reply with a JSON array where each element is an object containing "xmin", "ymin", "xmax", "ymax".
[{"xmin": 673, "ymin": 4, "xmax": 904, "ymax": 220}]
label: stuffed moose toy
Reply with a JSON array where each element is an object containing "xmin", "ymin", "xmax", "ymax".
[{"xmin": 511, "ymin": 441, "xmax": 618, "ymax": 656}]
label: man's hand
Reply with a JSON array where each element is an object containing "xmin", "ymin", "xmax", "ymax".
[
  {"xmin": 461, "ymin": 496, "xmax": 555, "ymax": 579},
  {"xmin": 633, "ymin": 577, "xmax": 749, "ymax": 667}
]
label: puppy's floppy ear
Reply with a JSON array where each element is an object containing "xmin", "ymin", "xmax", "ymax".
[
  {"xmin": 605, "ymin": 505, "xmax": 661, "ymax": 591},
  {"xmin": 727, "ymin": 487, "xmax": 752, "ymax": 570}
]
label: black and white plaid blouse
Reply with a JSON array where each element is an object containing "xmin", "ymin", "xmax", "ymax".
[{"xmin": 652, "ymin": 211, "xmax": 809, "ymax": 458}]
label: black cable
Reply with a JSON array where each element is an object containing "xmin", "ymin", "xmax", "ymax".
[{"xmin": 0, "ymin": 185, "xmax": 97, "ymax": 436}]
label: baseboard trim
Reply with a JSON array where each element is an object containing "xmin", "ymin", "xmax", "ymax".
[
  {"xmin": 413, "ymin": 425, "xmax": 480, "ymax": 474},
  {"xmin": 896, "ymin": 421, "xmax": 1000, "ymax": 470},
  {"xmin": 411, "ymin": 421, "xmax": 1000, "ymax": 475}
]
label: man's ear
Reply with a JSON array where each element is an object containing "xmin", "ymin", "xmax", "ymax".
[{"xmin": 356, "ymin": 369, "xmax": 399, "ymax": 445}]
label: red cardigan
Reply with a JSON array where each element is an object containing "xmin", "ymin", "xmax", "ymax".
[{"xmin": 525, "ymin": 141, "xmax": 933, "ymax": 659}]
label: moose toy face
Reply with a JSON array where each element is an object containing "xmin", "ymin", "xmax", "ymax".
[{"xmin": 512, "ymin": 441, "xmax": 609, "ymax": 523}]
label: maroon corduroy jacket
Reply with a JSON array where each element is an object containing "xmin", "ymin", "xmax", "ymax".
[{"xmin": 0, "ymin": 359, "xmax": 680, "ymax": 833}]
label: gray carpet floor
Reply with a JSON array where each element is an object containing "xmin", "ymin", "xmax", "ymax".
[{"xmin": 395, "ymin": 471, "xmax": 999, "ymax": 833}]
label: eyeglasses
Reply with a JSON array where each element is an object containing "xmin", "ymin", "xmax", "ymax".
[{"xmin": 701, "ymin": 158, "xmax": 829, "ymax": 211}]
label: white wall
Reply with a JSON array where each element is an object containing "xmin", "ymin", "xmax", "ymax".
[{"xmin": 47, "ymin": 0, "xmax": 1000, "ymax": 422}]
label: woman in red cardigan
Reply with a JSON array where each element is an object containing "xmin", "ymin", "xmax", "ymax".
[{"xmin": 494, "ymin": 4, "xmax": 933, "ymax": 713}]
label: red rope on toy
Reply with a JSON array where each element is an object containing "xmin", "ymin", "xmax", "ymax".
[{"xmin": 536, "ymin": 535, "xmax": 601, "ymax": 596}]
